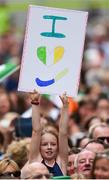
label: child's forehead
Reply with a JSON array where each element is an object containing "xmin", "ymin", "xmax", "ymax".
[{"xmin": 41, "ymin": 132, "xmax": 57, "ymax": 140}]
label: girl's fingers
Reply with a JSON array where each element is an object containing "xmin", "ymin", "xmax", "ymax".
[
  {"xmin": 30, "ymin": 90, "xmax": 41, "ymax": 101},
  {"xmin": 60, "ymin": 92, "xmax": 68, "ymax": 105}
]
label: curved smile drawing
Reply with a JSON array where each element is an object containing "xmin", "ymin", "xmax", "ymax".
[{"xmin": 36, "ymin": 68, "xmax": 68, "ymax": 87}]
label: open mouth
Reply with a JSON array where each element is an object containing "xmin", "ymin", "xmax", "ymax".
[{"xmin": 46, "ymin": 151, "xmax": 53, "ymax": 155}]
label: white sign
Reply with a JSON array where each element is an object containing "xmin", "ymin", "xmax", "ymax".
[{"xmin": 18, "ymin": 5, "xmax": 88, "ymax": 97}]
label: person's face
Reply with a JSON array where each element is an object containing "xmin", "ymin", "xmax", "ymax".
[
  {"xmin": 30, "ymin": 166, "xmax": 51, "ymax": 179},
  {"xmin": 79, "ymin": 103, "xmax": 95, "ymax": 120},
  {"xmin": 67, "ymin": 154, "xmax": 76, "ymax": 176},
  {"xmin": 40, "ymin": 133, "xmax": 58, "ymax": 161},
  {"xmin": 79, "ymin": 138, "xmax": 90, "ymax": 148},
  {"xmin": 77, "ymin": 150, "xmax": 95, "ymax": 178},
  {"xmin": 93, "ymin": 127, "xmax": 109, "ymax": 144},
  {"xmin": 25, "ymin": 163, "xmax": 52, "ymax": 179},
  {"xmin": 94, "ymin": 158, "xmax": 109, "ymax": 179},
  {"xmin": 85, "ymin": 142, "xmax": 104, "ymax": 153},
  {"xmin": 97, "ymin": 99, "xmax": 109, "ymax": 119},
  {"xmin": 0, "ymin": 94, "xmax": 10, "ymax": 116}
]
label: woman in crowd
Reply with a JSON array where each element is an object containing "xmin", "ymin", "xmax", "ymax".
[
  {"xmin": 91, "ymin": 150, "xmax": 109, "ymax": 179},
  {"xmin": 29, "ymin": 90, "xmax": 69, "ymax": 176},
  {"xmin": 0, "ymin": 158, "xmax": 20, "ymax": 179}
]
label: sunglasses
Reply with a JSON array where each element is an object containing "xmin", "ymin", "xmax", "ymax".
[
  {"xmin": 25, "ymin": 173, "xmax": 53, "ymax": 179},
  {"xmin": 97, "ymin": 137, "xmax": 109, "ymax": 143},
  {"xmin": 0, "ymin": 171, "xmax": 21, "ymax": 177}
]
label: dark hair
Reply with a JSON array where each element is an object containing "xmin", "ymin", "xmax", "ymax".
[
  {"xmin": 79, "ymin": 99, "xmax": 96, "ymax": 109},
  {"xmin": 0, "ymin": 132, "xmax": 4, "ymax": 145},
  {"xmin": 83, "ymin": 139, "xmax": 107, "ymax": 149},
  {"xmin": 0, "ymin": 174, "xmax": 15, "ymax": 179},
  {"xmin": 0, "ymin": 171, "xmax": 21, "ymax": 179},
  {"xmin": 69, "ymin": 112, "xmax": 81, "ymax": 125},
  {"xmin": 96, "ymin": 95, "xmax": 109, "ymax": 107},
  {"xmin": 76, "ymin": 136, "xmax": 89, "ymax": 148},
  {"xmin": 68, "ymin": 138, "xmax": 73, "ymax": 148},
  {"xmin": 68, "ymin": 147, "xmax": 82, "ymax": 155}
]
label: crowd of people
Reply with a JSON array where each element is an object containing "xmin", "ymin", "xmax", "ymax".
[{"xmin": 0, "ymin": 2, "xmax": 109, "ymax": 179}]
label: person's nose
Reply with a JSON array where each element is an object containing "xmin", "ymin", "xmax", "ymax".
[
  {"xmin": 47, "ymin": 143, "xmax": 52, "ymax": 149},
  {"xmin": 85, "ymin": 159, "xmax": 90, "ymax": 165}
]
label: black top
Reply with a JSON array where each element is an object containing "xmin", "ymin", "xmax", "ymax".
[{"xmin": 42, "ymin": 159, "xmax": 63, "ymax": 176}]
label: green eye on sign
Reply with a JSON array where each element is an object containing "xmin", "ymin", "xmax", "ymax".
[{"xmin": 37, "ymin": 46, "xmax": 46, "ymax": 65}]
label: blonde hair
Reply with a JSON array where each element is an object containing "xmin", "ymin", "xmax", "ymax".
[
  {"xmin": 6, "ymin": 139, "xmax": 30, "ymax": 169},
  {"xmin": 71, "ymin": 172, "xmax": 85, "ymax": 179},
  {"xmin": 88, "ymin": 122, "xmax": 108, "ymax": 138},
  {"xmin": 41, "ymin": 124, "xmax": 59, "ymax": 140},
  {"xmin": 0, "ymin": 158, "xmax": 20, "ymax": 174}
]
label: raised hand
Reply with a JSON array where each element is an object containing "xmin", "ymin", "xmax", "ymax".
[
  {"xmin": 30, "ymin": 90, "xmax": 41, "ymax": 105},
  {"xmin": 60, "ymin": 92, "xmax": 69, "ymax": 108}
]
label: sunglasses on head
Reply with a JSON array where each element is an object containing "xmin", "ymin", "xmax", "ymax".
[
  {"xmin": 25, "ymin": 173, "xmax": 53, "ymax": 179},
  {"xmin": 0, "ymin": 171, "xmax": 21, "ymax": 177},
  {"xmin": 97, "ymin": 137, "xmax": 109, "ymax": 143}
]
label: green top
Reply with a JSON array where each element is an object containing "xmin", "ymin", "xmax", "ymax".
[{"xmin": 52, "ymin": 175, "xmax": 71, "ymax": 179}]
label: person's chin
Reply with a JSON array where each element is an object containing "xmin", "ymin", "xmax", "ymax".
[
  {"xmin": 83, "ymin": 170, "xmax": 91, "ymax": 178},
  {"xmin": 45, "ymin": 154, "xmax": 54, "ymax": 160},
  {"xmin": 69, "ymin": 169, "xmax": 74, "ymax": 176}
]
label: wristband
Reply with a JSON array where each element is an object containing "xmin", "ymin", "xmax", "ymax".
[{"xmin": 31, "ymin": 100, "xmax": 39, "ymax": 105}]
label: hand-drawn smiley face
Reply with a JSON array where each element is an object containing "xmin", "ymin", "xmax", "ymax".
[
  {"xmin": 35, "ymin": 46, "xmax": 68, "ymax": 87},
  {"xmin": 35, "ymin": 15, "xmax": 68, "ymax": 87}
]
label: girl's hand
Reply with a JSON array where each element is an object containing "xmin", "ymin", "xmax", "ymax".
[
  {"xmin": 30, "ymin": 90, "xmax": 41, "ymax": 104},
  {"xmin": 60, "ymin": 92, "xmax": 69, "ymax": 108}
]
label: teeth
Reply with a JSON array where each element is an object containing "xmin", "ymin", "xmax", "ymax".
[{"xmin": 47, "ymin": 152, "xmax": 52, "ymax": 155}]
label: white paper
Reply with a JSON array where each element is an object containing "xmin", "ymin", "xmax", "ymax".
[{"xmin": 18, "ymin": 5, "xmax": 88, "ymax": 97}]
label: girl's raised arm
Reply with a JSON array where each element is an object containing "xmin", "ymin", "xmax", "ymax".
[
  {"xmin": 58, "ymin": 93, "xmax": 69, "ymax": 174},
  {"xmin": 29, "ymin": 90, "xmax": 42, "ymax": 163}
]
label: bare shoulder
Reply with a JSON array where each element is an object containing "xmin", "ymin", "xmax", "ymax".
[{"xmin": 29, "ymin": 153, "xmax": 42, "ymax": 163}]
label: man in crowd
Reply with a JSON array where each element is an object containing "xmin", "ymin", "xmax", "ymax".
[
  {"xmin": 21, "ymin": 162, "xmax": 52, "ymax": 179},
  {"xmin": 75, "ymin": 149, "xmax": 95, "ymax": 179}
]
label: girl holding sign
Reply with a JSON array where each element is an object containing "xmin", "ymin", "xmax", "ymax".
[{"xmin": 29, "ymin": 90, "xmax": 68, "ymax": 176}]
